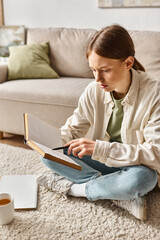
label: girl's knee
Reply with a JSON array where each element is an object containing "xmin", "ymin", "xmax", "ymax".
[
  {"xmin": 40, "ymin": 156, "xmax": 48, "ymax": 164},
  {"xmin": 134, "ymin": 165, "xmax": 157, "ymax": 186},
  {"xmin": 40, "ymin": 156, "xmax": 55, "ymax": 169},
  {"xmin": 125, "ymin": 165, "xmax": 158, "ymax": 195}
]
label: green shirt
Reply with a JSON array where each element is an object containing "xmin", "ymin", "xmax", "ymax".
[{"xmin": 107, "ymin": 93, "xmax": 124, "ymax": 143}]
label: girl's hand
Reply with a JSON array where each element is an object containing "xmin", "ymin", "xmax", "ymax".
[{"xmin": 64, "ymin": 138, "xmax": 95, "ymax": 159}]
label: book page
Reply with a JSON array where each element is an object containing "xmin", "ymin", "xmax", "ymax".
[
  {"xmin": 33, "ymin": 141, "xmax": 81, "ymax": 168},
  {"xmin": 27, "ymin": 114, "xmax": 62, "ymax": 149}
]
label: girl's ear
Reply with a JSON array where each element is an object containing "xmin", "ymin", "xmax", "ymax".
[{"xmin": 125, "ymin": 56, "xmax": 134, "ymax": 70}]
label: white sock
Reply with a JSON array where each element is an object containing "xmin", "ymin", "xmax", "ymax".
[{"xmin": 68, "ymin": 183, "xmax": 87, "ymax": 198}]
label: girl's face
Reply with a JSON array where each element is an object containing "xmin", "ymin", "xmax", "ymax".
[{"xmin": 88, "ymin": 51, "xmax": 133, "ymax": 98}]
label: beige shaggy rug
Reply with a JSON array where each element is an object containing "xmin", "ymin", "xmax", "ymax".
[{"xmin": 0, "ymin": 143, "xmax": 160, "ymax": 240}]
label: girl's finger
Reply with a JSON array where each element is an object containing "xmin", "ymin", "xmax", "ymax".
[
  {"xmin": 71, "ymin": 146, "xmax": 82, "ymax": 157},
  {"xmin": 78, "ymin": 149, "xmax": 87, "ymax": 159},
  {"xmin": 67, "ymin": 141, "xmax": 81, "ymax": 155}
]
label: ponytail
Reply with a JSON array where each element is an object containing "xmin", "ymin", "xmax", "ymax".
[{"xmin": 133, "ymin": 57, "xmax": 145, "ymax": 72}]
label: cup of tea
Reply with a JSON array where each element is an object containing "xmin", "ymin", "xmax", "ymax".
[{"xmin": 0, "ymin": 193, "xmax": 14, "ymax": 225}]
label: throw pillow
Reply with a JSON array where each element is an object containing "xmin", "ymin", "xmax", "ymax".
[{"xmin": 8, "ymin": 42, "xmax": 59, "ymax": 80}]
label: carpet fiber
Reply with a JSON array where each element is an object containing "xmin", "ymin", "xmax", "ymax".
[{"xmin": 0, "ymin": 143, "xmax": 160, "ymax": 240}]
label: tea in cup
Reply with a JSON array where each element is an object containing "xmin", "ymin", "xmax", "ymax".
[{"xmin": 0, "ymin": 198, "xmax": 11, "ymax": 205}]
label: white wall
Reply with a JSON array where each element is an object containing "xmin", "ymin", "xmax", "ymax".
[{"xmin": 3, "ymin": 0, "xmax": 160, "ymax": 31}]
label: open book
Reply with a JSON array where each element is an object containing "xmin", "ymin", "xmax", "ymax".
[{"xmin": 24, "ymin": 113, "xmax": 81, "ymax": 171}]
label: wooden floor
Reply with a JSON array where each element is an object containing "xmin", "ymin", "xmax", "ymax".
[{"xmin": 0, "ymin": 132, "xmax": 30, "ymax": 149}]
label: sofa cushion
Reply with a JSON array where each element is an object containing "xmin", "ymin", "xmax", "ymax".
[
  {"xmin": 0, "ymin": 77, "xmax": 93, "ymax": 107},
  {"xmin": 27, "ymin": 28, "xmax": 96, "ymax": 78},
  {"xmin": 0, "ymin": 63, "xmax": 8, "ymax": 83},
  {"xmin": 129, "ymin": 30, "xmax": 160, "ymax": 79},
  {"xmin": 8, "ymin": 42, "xmax": 59, "ymax": 80}
]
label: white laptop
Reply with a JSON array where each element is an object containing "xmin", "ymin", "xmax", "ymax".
[{"xmin": 0, "ymin": 175, "xmax": 38, "ymax": 209}]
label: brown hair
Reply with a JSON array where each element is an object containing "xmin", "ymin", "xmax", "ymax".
[{"xmin": 87, "ymin": 25, "xmax": 145, "ymax": 72}]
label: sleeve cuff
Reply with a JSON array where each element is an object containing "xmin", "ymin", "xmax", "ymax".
[{"xmin": 92, "ymin": 139, "xmax": 110, "ymax": 164}]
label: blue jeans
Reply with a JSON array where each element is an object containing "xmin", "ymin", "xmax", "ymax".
[{"xmin": 41, "ymin": 150, "xmax": 158, "ymax": 201}]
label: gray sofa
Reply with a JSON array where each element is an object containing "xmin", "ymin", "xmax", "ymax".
[{"xmin": 0, "ymin": 27, "xmax": 160, "ymax": 137}]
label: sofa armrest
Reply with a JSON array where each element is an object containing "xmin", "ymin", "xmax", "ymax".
[{"xmin": 0, "ymin": 63, "xmax": 8, "ymax": 83}]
